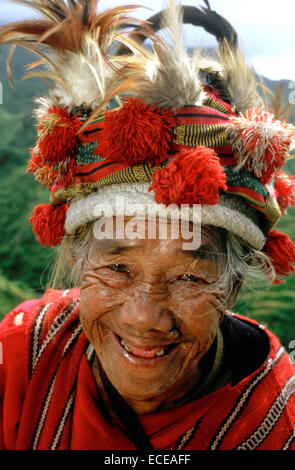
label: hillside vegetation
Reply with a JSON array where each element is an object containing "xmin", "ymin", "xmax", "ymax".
[{"xmin": 0, "ymin": 46, "xmax": 294, "ymax": 350}]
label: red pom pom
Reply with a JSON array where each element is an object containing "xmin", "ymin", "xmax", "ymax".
[
  {"xmin": 263, "ymin": 230, "xmax": 295, "ymax": 283},
  {"xmin": 97, "ymin": 97, "xmax": 176, "ymax": 166},
  {"xmin": 228, "ymin": 108, "xmax": 292, "ymax": 184},
  {"xmin": 149, "ymin": 146, "xmax": 228, "ymax": 206},
  {"xmin": 274, "ymin": 171, "xmax": 295, "ymax": 213},
  {"xmin": 27, "ymin": 149, "xmax": 56, "ymax": 188},
  {"xmin": 38, "ymin": 106, "xmax": 82, "ymax": 164},
  {"xmin": 29, "ymin": 203, "xmax": 68, "ymax": 246}
]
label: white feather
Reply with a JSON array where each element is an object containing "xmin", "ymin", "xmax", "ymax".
[
  {"xmin": 46, "ymin": 45, "xmax": 116, "ymax": 111},
  {"xmin": 135, "ymin": 0, "xmax": 207, "ymax": 110},
  {"xmin": 217, "ymin": 43, "xmax": 262, "ymax": 113}
]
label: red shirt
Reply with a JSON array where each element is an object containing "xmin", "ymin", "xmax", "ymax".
[{"xmin": 0, "ymin": 289, "xmax": 294, "ymax": 450}]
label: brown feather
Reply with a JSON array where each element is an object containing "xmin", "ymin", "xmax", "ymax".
[
  {"xmin": 269, "ymin": 83, "xmax": 293, "ymax": 121},
  {"xmin": 0, "ymin": 2, "xmax": 150, "ymax": 54},
  {"xmin": 6, "ymin": 45, "xmax": 17, "ymax": 86},
  {"xmin": 78, "ymin": 77, "xmax": 140, "ymax": 133},
  {"xmin": 26, "ymin": 59, "xmax": 47, "ymax": 71},
  {"xmin": 0, "ymin": 2, "xmax": 155, "ymax": 115}
]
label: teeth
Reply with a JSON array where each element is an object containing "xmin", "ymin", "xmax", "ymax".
[
  {"xmin": 119, "ymin": 336, "xmax": 167, "ymax": 357},
  {"xmin": 156, "ymin": 349, "xmax": 165, "ymax": 357},
  {"xmin": 120, "ymin": 338, "xmax": 133, "ymax": 353}
]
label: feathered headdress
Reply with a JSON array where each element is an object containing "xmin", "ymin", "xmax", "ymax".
[
  {"xmin": 1, "ymin": 0, "xmax": 295, "ymax": 284},
  {"xmin": 1, "ymin": 0, "xmax": 156, "ymax": 110}
]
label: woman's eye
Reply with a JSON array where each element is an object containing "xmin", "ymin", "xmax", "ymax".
[
  {"xmin": 178, "ymin": 274, "xmax": 200, "ymax": 282},
  {"xmin": 109, "ymin": 264, "xmax": 130, "ymax": 274}
]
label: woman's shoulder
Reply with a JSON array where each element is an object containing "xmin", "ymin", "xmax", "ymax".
[
  {"xmin": 223, "ymin": 311, "xmax": 295, "ymax": 383},
  {"xmin": 0, "ymin": 288, "xmax": 82, "ymax": 393},
  {"xmin": 0, "ymin": 288, "xmax": 81, "ymax": 342}
]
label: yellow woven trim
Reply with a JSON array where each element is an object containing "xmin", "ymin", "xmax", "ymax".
[
  {"xmin": 228, "ymin": 190, "xmax": 281, "ymax": 226},
  {"xmin": 262, "ymin": 194, "xmax": 281, "ymax": 226},
  {"xmin": 226, "ymin": 190, "xmax": 266, "ymax": 207},
  {"xmin": 50, "ymin": 163, "xmax": 161, "ymax": 203},
  {"xmin": 173, "ymin": 124, "xmax": 229, "ymax": 147},
  {"xmin": 203, "ymin": 97, "xmax": 231, "ymax": 115}
]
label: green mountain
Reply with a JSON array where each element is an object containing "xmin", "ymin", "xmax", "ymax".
[
  {"xmin": 0, "ymin": 46, "xmax": 54, "ymax": 307},
  {"xmin": 0, "ymin": 46, "xmax": 294, "ymax": 350}
]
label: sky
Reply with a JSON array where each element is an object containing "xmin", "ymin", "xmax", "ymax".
[{"xmin": 0, "ymin": 0, "xmax": 294, "ymax": 81}]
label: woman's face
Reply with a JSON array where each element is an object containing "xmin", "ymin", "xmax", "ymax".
[{"xmin": 80, "ymin": 218, "xmax": 229, "ymax": 414}]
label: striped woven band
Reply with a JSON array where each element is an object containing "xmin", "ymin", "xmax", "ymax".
[{"xmin": 64, "ymin": 183, "xmax": 266, "ymax": 250}]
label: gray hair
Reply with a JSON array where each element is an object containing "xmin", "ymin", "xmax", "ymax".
[{"xmin": 207, "ymin": 229, "xmax": 274, "ymax": 306}]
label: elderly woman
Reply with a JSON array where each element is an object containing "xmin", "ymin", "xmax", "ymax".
[{"xmin": 0, "ymin": 0, "xmax": 295, "ymax": 451}]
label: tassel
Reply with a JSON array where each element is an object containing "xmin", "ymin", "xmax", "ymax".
[
  {"xmin": 27, "ymin": 148, "xmax": 56, "ymax": 188},
  {"xmin": 29, "ymin": 203, "xmax": 68, "ymax": 246},
  {"xmin": 274, "ymin": 171, "xmax": 295, "ymax": 213},
  {"xmin": 149, "ymin": 146, "xmax": 227, "ymax": 206},
  {"xmin": 97, "ymin": 97, "xmax": 176, "ymax": 166},
  {"xmin": 263, "ymin": 230, "xmax": 295, "ymax": 283},
  {"xmin": 38, "ymin": 106, "xmax": 82, "ymax": 164},
  {"xmin": 228, "ymin": 107, "xmax": 293, "ymax": 184}
]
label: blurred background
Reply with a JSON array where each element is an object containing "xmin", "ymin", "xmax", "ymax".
[{"xmin": 0, "ymin": 0, "xmax": 294, "ymax": 350}]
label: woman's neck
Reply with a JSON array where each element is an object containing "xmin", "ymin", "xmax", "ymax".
[{"xmin": 92, "ymin": 355, "xmax": 201, "ymax": 415}]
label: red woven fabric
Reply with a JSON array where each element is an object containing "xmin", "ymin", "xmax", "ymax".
[{"xmin": 0, "ymin": 289, "xmax": 294, "ymax": 450}]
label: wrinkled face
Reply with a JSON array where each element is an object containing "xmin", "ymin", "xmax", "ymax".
[{"xmin": 80, "ymin": 217, "xmax": 229, "ymax": 413}]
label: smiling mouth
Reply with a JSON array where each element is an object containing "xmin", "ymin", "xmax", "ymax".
[{"xmin": 115, "ymin": 334, "xmax": 178, "ymax": 359}]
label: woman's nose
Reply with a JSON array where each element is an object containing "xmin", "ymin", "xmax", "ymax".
[{"xmin": 118, "ymin": 292, "xmax": 175, "ymax": 335}]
